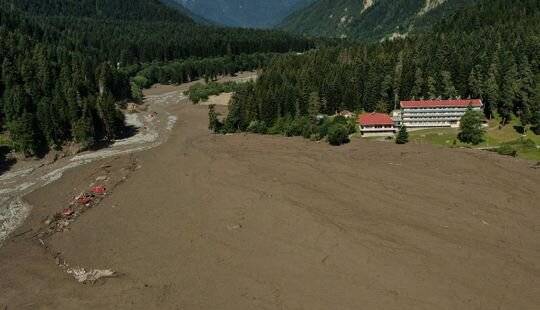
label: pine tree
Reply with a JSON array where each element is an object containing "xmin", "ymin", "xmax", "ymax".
[
  {"xmin": 392, "ymin": 54, "xmax": 403, "ymax": 109},
  {"xmin": 96, "ymin": 93, "xmax": 124, "ymax": 140},
  {"xmin": 7, "ymin": 112, "xmax": 42, "ymax": 156},
  {"xmin": 380, "ymin": 74, "xmax": 393, "ymax": 106},
  {"xmin": 483, "ymin": 62, "xmax": 499, "ymax": 119},
  {"xmin": 468, "ymin": 65, "xmax": 483, "ymax": 99},
  {"xmin": 308, "ymin": 91, "xmax": 321, "ymax": 121},
  {"xmin": 395, "ymin": 126, "xmax": 409, "ymax": 144},
  {"xmin": 516, "ymin": 56, "xmax": 534, "ymax": 126},
  {"xmin": 426, "ymin": 76, "xmax": 437, "ymax": 99},
  {"xmin": 72, "ymin": 108, "xmax": 95, "ymax": 149},
  {"xmin": 458, "ymin": 106, "xmax": 485, "ymax": 145},
  {"xmin": 411, "ymin": 68, "xmax": 424, "ymax": 98},
  {"xmin": 208, "ymin": 104, "xmax": 222, "ymax": 132},
  {"xmin": 499, "ymin": 56, "xmax": 519, "ymax": 124},
  {"xmin": 441, "ymin": 71, "xmax": 458, "ymax": 99}
]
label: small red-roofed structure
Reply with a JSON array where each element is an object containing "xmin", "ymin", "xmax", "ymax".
[{"xmin": 357, "ymin": 113, "xmax": 396, "ymax": 137}]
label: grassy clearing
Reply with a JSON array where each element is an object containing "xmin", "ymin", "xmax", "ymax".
[
  {"xmin": 408, "ymin": 118, "xmax": 540, "ymax": 161},
  {"xmin": 184, "ymin": 81, "xmax": 245, "ymax": 104}
]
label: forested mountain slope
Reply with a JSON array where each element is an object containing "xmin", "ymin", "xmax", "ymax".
[
  {"xmin": 221, "ymin": 0, "xmax": 540, "ymax": 134},
  {"xmin": 12, "ymin": 0, "xmax": 194, "ymax": 22},
  {"xmin": 0, "ymin": 0, "xmax": 314, "ymax": 156},
  {"xmin": 281, "ymin": 0, "xmax": 475, "ymax": 41},
  {"xmin": 159, "ymin": 0, "xmax": 213, "ymax": 24},
  {"xmin": 176, "ymin": 0, "xmax": 316, "ymax": 28}
]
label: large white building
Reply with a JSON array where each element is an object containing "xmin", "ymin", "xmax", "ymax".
[{"xmin": 397, "ymin": 99, "xmax": 483, "ymax": 128}]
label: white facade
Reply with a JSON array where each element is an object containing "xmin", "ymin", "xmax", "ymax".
[
  {"xmin": 359, "ymin": 124, "xmax": 396, "ymax": 137},
  {"xmin": 399, "ymin": 106, "xmax": 483, "ymax": 128}
]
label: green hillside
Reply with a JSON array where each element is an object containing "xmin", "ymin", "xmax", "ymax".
[
  {"xmin": 281, "ymin": 0, "xmax": 475, "ymax": 41},
  {"xmin": 218, "ymin": 0, "xmax": 540, "ymax": 145}
]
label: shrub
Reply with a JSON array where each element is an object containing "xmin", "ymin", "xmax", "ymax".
[
  {"xmin": 496, "ymin": 144, "xmax": 517, "ymax": 157},
  {"xmin": 327, "ymin": 124, "xmax": 350, "ymax": 146},
  {"xmin": 268, "ymin": 117, "xmax": 290, "ymax": 135},
  {"xmin": 247, "ymin": 120, "xmax": 267, "ymax": 134},
  {"xmin": 132, "ymin": 75, "xmax": 151, "ymax": 89}
]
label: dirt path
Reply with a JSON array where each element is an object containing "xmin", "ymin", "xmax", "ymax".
[{"xmin": 1, "ymin": 88, "xmax": 540, "ymax": 308}]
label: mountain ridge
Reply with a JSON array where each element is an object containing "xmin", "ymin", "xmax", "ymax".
[
  {"xmin": 280, "ymin": 0, "xmax": 475, "ymax": 41},
  {"xmin": 174, "ymin": 0, "xmax": 316, "ymax": 28}
]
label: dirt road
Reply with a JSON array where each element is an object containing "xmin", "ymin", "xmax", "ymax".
[{"xmin": 1, "ymin": 89, "xmax": 540, "ymax": 308}]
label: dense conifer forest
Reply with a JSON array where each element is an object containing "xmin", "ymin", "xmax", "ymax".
[
  {"xmin": 219, "ymin": 0, "xmax": 540, "ymax": 139},
  {"xmin": 0, "ymin": 0, "xmax": 314, "ymax": 156}
]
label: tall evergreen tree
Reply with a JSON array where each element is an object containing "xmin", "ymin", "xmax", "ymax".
[
  {"xmin": 458, "ymin": 106, "xmax": 485, "ymax": 145},
  {"xmin": 483, "ymin": 62, "xmax": 499, "ymax": 119},
  {"xmin": 308, "ymin": 91, "xmax": 321, "ymax": 121},
  {"xmin": 395, "ymin": 126, "xmax": 409, "ymax": 144},
  {"xmin": 468, "ymin": 65, "xmax": 483, "ymax": 99},
  {"xmin": 426, "ymin": 76, "xmax": 438, "ymax": 99},
  {"xmin": 441, "ymin": 71, "xmax": 458, "ymax": 99},
  {"xmin": 411, "ymin": 68, "xmax": 424, "ymax": 98},
  {"xmin": 498, "ymin": 55, "xmax": 519, "ymax": 124}
]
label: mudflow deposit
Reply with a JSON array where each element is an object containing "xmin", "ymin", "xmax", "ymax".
[{"xmin": 1, "ymin": 73, "xmax": 540, "ymax": 309}]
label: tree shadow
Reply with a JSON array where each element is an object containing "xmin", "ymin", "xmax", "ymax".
[
  {"xmin": 0, "ymin": 145, "xmax": 16, "ymax": 176},
  {"xmin": 87, "ymin": 124, "xmax": 140, "ymax": 151},
  {"xmin": 120, "ymin": 124, "xmax": 140, "ymax": 140},
  {"xmin": 513, "ymin": 125, "xmax": 525, "ymax": 135}
]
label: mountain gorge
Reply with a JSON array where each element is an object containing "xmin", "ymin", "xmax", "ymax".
[
  {"xmin": 280, "ymin": 0, "xmax": 475, "ymax": 41},
  {"xmin": 174, "ymin": 0, "xmax": 315, "ymax": 28}
]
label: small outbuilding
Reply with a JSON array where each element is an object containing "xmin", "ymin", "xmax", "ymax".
[{"xmin": 357, "ymin": 112, "xmax": 396, "ymax": 137}]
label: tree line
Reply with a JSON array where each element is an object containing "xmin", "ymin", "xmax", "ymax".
[
  {"xmin": 0, "ymin": 0, "xmax": 315, "ymax": 156},
  {"xmin": 216, "ymin": 0, "xmax": 540, "ymax": 137}
]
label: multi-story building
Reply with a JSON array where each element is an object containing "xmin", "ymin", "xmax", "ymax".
[
  {"xmin": 357, "ymin": 113, "xmax": 396, "ymax": 137},
  {"xmin": 397, "ymin": 99, "xmax": 483, "ymax": 128}
]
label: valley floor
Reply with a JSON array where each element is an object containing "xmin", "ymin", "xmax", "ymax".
[{"xmin": 1, "ymin": 86, "xmax": 540, "ymax": 309}]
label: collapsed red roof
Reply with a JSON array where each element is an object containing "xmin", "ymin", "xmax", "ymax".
[
  {"xmin": 357, "ymin": 113, "xmax": 394, "ymax": 126},
  {"xmin": 400, "ymin": 99, "xmax": 483, "ymax": 108}
]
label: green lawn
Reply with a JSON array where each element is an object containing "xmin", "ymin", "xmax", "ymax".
[{"xmin": 408, "ymin": 118, "xmax": 540, "ymax": 161}]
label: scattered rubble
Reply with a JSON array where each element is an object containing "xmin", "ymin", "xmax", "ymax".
[{"xmin": 67, "ymin": 268, "xmax": 117, "ymax": 284}]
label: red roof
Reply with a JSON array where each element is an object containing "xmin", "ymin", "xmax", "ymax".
[
  {"xmin": 400, "ymin": 99, "xmax": 482, "ymax": 109},
  {"xmin": 357, "ymin": 113, "xmax": 394, "ymax": 126}
]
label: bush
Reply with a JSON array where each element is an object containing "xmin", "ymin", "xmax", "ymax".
[
  {"xmin": 327, "ymin": 124, "xmax": 350, "ymax": 146},
  {"xmin": 283, "ymin": 117, "xmax": 311, "ymax": 137},
  {"xmin": 268, "ymin": 117, "xmax": 291, "ymax": 135},
  {"xmin": 496, "ymin": 144, "xmax": 517, "ymax": 157},
  {"xmin": 132, "ymin": 75, "xmax": 152, "ymax": 89},
  {"xmin": 247, "ymin": 120, "xmax": 267, "ymax": 134}
]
